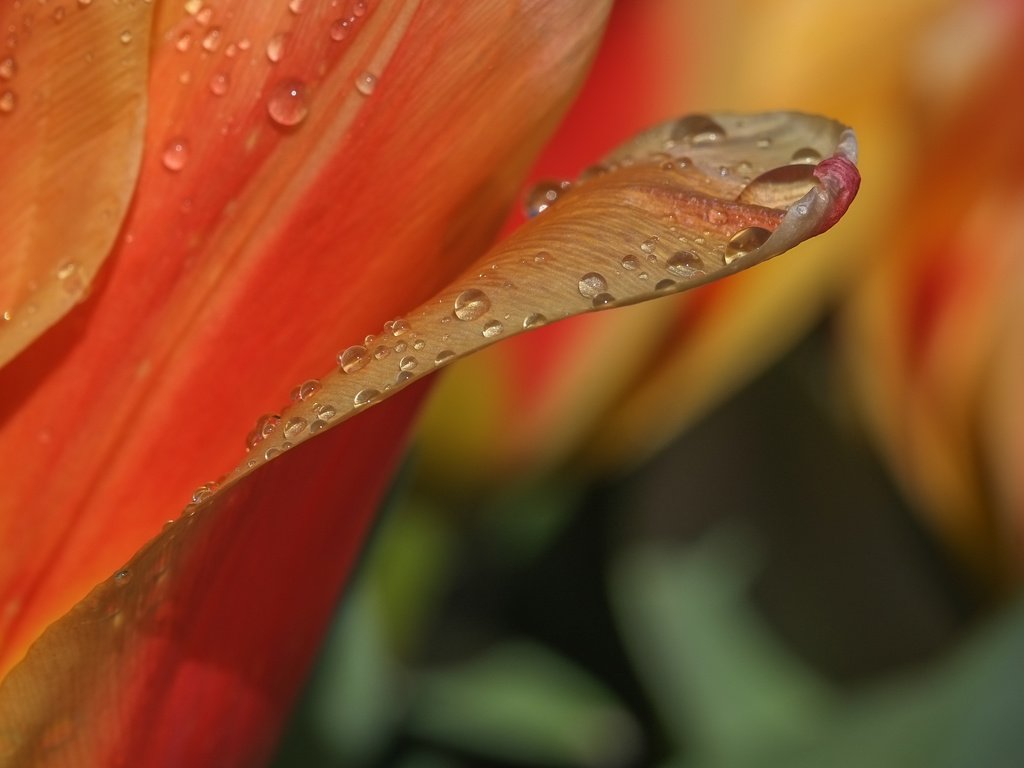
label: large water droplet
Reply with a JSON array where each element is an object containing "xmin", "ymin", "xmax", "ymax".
[
  {"xmin": 481, "ymin": 320, "xmax": 503, "ymax": 338},
  {"xmin": 290, "ymin": 379, "xmax": 321, "ymax": 402},
  {"xmin": 524, "ymin": 179, "xmax": 569, "ymax": 217},
  {"xmin": 256, "ymin": 413, "xmax": 281, "ymax": 440},
  {"xmin": 621, "ymin": 255, "xmax": 640, "ymax": 271},
  {"xmin": 578, "ymin": 272, "xmax": 608, "ymax": 299},
  {"xmin": 523, "ymin": 313, "xmax": 547, "ymax": 329},
  {"xmin": 736, "ymin": 164, "xmax": 817, "ymax": 208},
  {"xmin": 266, "ymin": 33, "xmax": 287, "ymax": 62},
  {"xmin": 338, "ymin": 344, "xmax": 369, "ymax": 373},
  {"xmin": 283, "ymin": 416, "xmax": 307, "ymax": 439},
  {"xmin": 0, "ymin": 90, "xmax": 17, "ymax": 114},
  {"xmin": 355, "ymin": 72, "xmax": 377, "ymax": 96},
  {"xmin": 399, "ymin": 355, "xmax": 418, "ymax": 371},
  {"xmin": 453, "ymin": 289, "xmax": 490, "ymax": 321},
  {"xmin": 791, "ymin": 146, "xmax": 822, "ymax": 164},
  {"xmin": 724, "ymin": 227, "xmax": 771, "ymax": 264},
  {"xmin": 313, "ymin": 403, "xmax": 337, "ymax": 421},
  {"xmin": 434, "ymin": 350, "xmax": 455, "ymax": 366},
  {"xmin": 267, "ymin": 80, "xmax": 309, "ymax": 126},
  {"xmin": 161, "ymin": 137, "xmax": 189, "ymax": 172},
  {"xmin": 669, "ymin": 114, "xmax": 726, "ymax": 145},
  {"xmin": 209, "ymin": 72, "xmax": 230, "ymax": 96},
  {"xmin": 666, "ymin": 251, "xmax": 705, "ymax": 278},
  {"xmin": 353, "ymin": 388, "xmax": 380, "ymax": 408}
]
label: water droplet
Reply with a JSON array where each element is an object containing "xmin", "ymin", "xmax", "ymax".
[
  {"xmin": 352, "ymin": 0, "xmax": 367, "ymax": 16},
  {"xmin": 257, "ymin": 413, "xmax": 281, "ymax": 439},
  {"xmin": 353, "ymin": 388, "xmax": 380, "ymax": 408},
  {"xmin": 395, "ymin": 370, "xmax": 414, "ymax": 386},
  {"xmin": 434, "ymin": 350, "xmax": 455, "ymax": 366},
  {"xmin": 413, "ymin": 339, "xmax": 426, "ymax": 351},
  {"xmin": 55, "ymin": 261, "xmax": 78, "ymax": 281},
  {"xmin": 266, "ymin": 33, "xmax": 287, "ymax": 63},
  {"xmin": 114, "ymin": 569, "xmax": 131, "ymax": 584},
  {"xmin": 791, "ymin": 146, "xmax": 822, "ymax": 164},
  {"xmin": 666, "ymin": 251, "xmax": 705, "ymax": 278},
  {"xmin": 390, "ymin": 318, "xmax": 411, "ymax": 336},
  {"xmin": 184, "ymin": 0, "xmax": 202, "ymax": 15},
  {"xmin": 481, "ymin": 320, "xmax": 503, "ymax": 338},
  {"xmin": 399, "ymin": 355, "xmax": 418, "ymax": 371},
  {"xmin": 338, "ymin": 344, "xmax": 369, "ymax": 373},
  {"xmin": 533, "ymin": 251, "xmax": 549, "ymax": 264},
  {"xmin": 621, "ymin": 255, "xmax": 640, "ymax": 271},
  {"xmin": 373, "ymin": 345, "xmax": 390, "ymax": 360},
  {"xmin": 283, "ymin": 416, "xmax": 307, "ymax": 439},
  {"xmin": 522, "ymin": 313, "xmax": 547, "ymax": 329},
  {"xmin": 655, "ymin": 279, "xmax": 676, "ymax": 291},
  {"xmin": 725, "ymin": 227, "xmax": 772, "ymax": 264},
  {"xmin": 192, "ymin": 482, "xmax": 217, "ymax": 503},
  {"xmin": 355, "ymin": 71, "xmax": 377, "ymax": 95},
  {"xmin": 209, "ymin": 72, "xmax": 229, "ymax": 96},
  {"xmin": 737, "ymin": 164, "xmax": 818, "ymax": 208},
  {"xmin": 267, "ymin": 79, "xmax": 308, "ymax": 126},
  {"xmin": 453, "ymin": 289, "xmax": 490, "ymax": 321},
  {"xmin": 329, "ymin": 18, "xmax": 350, "ymax": 41},
  {"xmin": 309, "ymin": 419, "xmax": 328, "ymax": 433},
  {"xmin": 161, "ymin": 138, "xmax": 189, "ymax": 171},
  {"xmin": 0, "ymin": 57, "xmax": 16, "ymax": 80},
  {"xmin": 264, "ymin": 446, "xmax": 281, "ymax": 460},
  {"xmin": 201, "ymin": 27, "xmax": 221, "ymax": 52},
  {"xmin": 119, "ymin": 30, "xmax": 133, "ymax": 44},
  {"xmin": 288, "ymin": 0, "xmax": 304, "ymax": 14},
  {"xmin": 174, "ymin": 32, "xmax": 192, "ymax": 52},
  {"xmin": 393, "ymin": 341, "xmax": 407, "ymax": 354},
  {"xmin": 524, "ymin": 179, "xmax": 569, "ymax": 217},
  {"xmin": 313, "ymin": 403, "xmax": 337, "ymax": 421},
  {"xmin": 639, "ymin": 236, "xmax": 659, "ymax": 255},
  {"xmin": 577, "ymin": 272, "xmax": 608, "ymax": 299},
  {"xmin": 590, "ymin": 293, "xmax": 614, "ymax": 308},
  {"xmin": 1, "ymin": 90, "xmax": 17, "ymax": 114},
  {"xmin": 669, "ymin": 114, "xmax": 726, "ymax": 145},
  {"xmin": 289, "ymin": 379, "xmax": 321, "ymax": 402}
]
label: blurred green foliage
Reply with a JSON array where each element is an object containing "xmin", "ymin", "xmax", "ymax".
[{"xmin": 273, "ymin": 324, "xmax": 1019, "ymax": 767}]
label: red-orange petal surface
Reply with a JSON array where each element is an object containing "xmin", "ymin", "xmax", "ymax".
[
  {"xmin": 0, "ymin": 0, "xmax": 151, "ymax": 365},
  {"xmin": 0, "ymin": 0, "xmax": 611, "ymax": 676}
]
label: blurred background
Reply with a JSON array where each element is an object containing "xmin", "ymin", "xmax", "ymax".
[{"xmin": 273, "ymin": 0, "xmax": 1024, "ymax": 765}]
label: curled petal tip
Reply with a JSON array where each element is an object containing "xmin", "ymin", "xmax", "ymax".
[{"xmin": 812, "ymin": 149, "xmax": 861, "ymax": 235}]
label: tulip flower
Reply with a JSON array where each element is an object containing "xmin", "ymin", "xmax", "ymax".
[{"xmin": 0, "ymin": 0, "xmax": 859, "ymax": 764}]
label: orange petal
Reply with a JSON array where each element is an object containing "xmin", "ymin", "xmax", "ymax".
[
  {"xmin": 0, "ymin": 110, "xmax": 858, "ymax": 765},
  {"xmin": 0, "ymin": 0, "xmax": 151, "ymax": 366},
  {"xmin": 0, "ymin": 0, "xmax": 611, "ymax": 676}
]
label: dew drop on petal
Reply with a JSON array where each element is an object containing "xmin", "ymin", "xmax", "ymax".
[
  {"xmin": 399, "ymin": 355, "xmax": 418, "ymax": 371},
  {"xmin": 481, "ymin": 320, "xmax": 503, "ymax": 338},
  {"xmin": 0, "ymin": 57, "xmax": 16, "ymax": 80},
  {"xmin": 592, "ymin": 293, "xmax": 615, "ymax": 307},
  {"xmin": 355, "ymin": 71, "xmax": 377, "ymax": 95},
  {"xmin": 161, "ymin": 138, "xmax": 189, "ymax": 171},
  {"xmin": 434, "ymin": 349, "xmax": 455, "ymax": 366},
  {"xmin": 266, "ymin": 33, "xmax": 286, "ymax": 63},
  {"xmin": 453, "ymin": 289, "xmax": 490, "ymax": 321},
  {"xmin": 338, "ymin": 344, "xmax": 369, "ymax": 373},
  {"xmin": 523, "ymin": 313, "xmax": 547, "ymax": 329},
  {"xmin": 119, "ymin": 30, "xmax": 132, "ymax": 44},
  {"xmin": 352, "ymin": 0, "xmax": 367, "ymax": 16},
  {"xmin": 114, "ymin": 569, "xmax": 131, "ymax": 584},
  {"xmin": 288, "ymin": 0, "xmax": 304, "ymax": 14},
  {"xmin": 666, "ymin": 250, "xmax": 705, "ymax": 278},
  {"xmin": 791, "ymin": 146, "xmax": 822, "ymax": 164},
  {"xmin": 639, "ymin": 237, "xmax": 659, "ymax": 255},
  {"xmin": 0, "ymin": 90, "xmax": 17, "ymax": 114},
  {"xmin": 209, "ymin": 72, "xmax": 229, "ymax": 96},
  {"xmin": 577, "ymin": 272, "xmax": 608, "ymax": 299},
  {"xmin": 655, "ymin": 279, "xmax": 676, "ymax": 292},
  {"xmin": 736, "ymin": 164, "xmax": 817, "ymax": 208},
  {"xmin": 669, "ymin": 114, "xmax": 726, "ymax": 145},
  {"xmin": 353, "ymin": 388, "xmax": 380, "ymax": 408},
  {"xmin": 724, "ymin": 227, "xmax": 772, "ymax": 264},
  {"xmin": 524, "ymin": 179, "xmax": 569, "ymax": 217},
  {"xmin": 309, "ymin": 419, "xmax": 328, "ymax": 433},
  {"xmin": 373, "ymin": 345, "xmax": 390, "ymax": 360},
  {"xmin": 201, "ymin": 27, "xmax": 221, "ymax": 52},
  {"xmin": 314, "ymin": 403, "xmax": 337, "ymax": 421},
  {"xmin": 283, "ymin": 417, "xmax": 307, "ymax": 439},
  {"xmin": 621, "ymin": 255, "xmax": 640, "ymax": 271},
  {"xmin": 267, "ymin": 80, "xmax": 309, "ymax": 126},
  {"xmin": 329, "ymin": 19, "xmax": 349, "ymax": 41}
]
